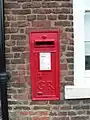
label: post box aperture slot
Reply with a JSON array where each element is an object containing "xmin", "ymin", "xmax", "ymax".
[{"xmin": 35, "ymin": 41, "xmax": 55, "ymax": 47}]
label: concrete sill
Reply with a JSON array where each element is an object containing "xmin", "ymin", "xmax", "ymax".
[{"xmin": 65, "ymin": 86, "xmax": 90, "ymax": 99}]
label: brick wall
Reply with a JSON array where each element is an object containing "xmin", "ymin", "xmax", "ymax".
[{"xmin": 4, "ymin": 0, "xmax": 90, "ymax": 120}]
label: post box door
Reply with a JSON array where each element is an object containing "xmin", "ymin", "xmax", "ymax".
[{"xmin": 30, "ymin": 31, "xmax": 60, "ymax": 100}]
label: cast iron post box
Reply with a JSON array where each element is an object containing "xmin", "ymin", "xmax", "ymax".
[{"xmin": 30, "ymin": 30, "xmax": 60, "ymax": 100}]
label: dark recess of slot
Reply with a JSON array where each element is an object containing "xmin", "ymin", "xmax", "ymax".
[{"xmin": 35, "ymin": 41, "xmax": 54, "ymax": 46}]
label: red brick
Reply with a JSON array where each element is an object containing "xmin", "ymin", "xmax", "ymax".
[
  {"xmin": 61, "ymin": 45, "xmax": 66, "ymax": 52},
  {"xmin": 5, "ymin": 3, "xmax": 20, "ymax": 9},
  {"xmin": 11, "ymin": 35, "xmax": 26, "ymax": 40},
  {"xmin": 11, "ymin": 83, "xmax": 26, "ymax": 88},
  {"xmin": 71, "ymin": 116, "xmax": 89, "ymax": 120},
  {"xmin": 68, "ymin": 111, "xmax": 76, "ymax": 116},
  {"xmin": 66, "ymin": 52, "xmax": 74, "ymax": 57},
  {"xmin": 7, "ymin": 15, "xmax": 16, "ymax": 21},
  {"xmin": 8, "ymin": 106, "xmax": 12, "ymax": 111},
  {"xmin": 19, "ymin": 111, "xmax": 29, "ymax": 115},
  {"xmin": 69, "ymin": 15, "xmax": 73, "ymax": 20},
  {"xmin": 33, "ymin": 0, "xmax": 42, "ymax": 1},
  {"xmin": 19, "ymin": 70, "xmax": 25, "ymax": 76},
  {"xmin": 65, "ymin": 76, "xmax": 73, "ymax": 81},
  {"xmin": 58, "ymin": 15, "xmax": 67, "ymax": 20},
  {"xmin": 45, "ymin": 0, "xmax": 70, "ymax": 2},
  {"xmin": 28, "ymin": 111, "xmax": 37, "ymax": 115},
  {"xmin": 60, "ymin": 105, "xmax": 71, "ymax": 110},
  {"xmin": 67, "ymin": 58, "xmax": 74, "ymax": 63},
  {"xmin": 13, "ymin": 94, "xmax": 29, "ymax": 100},
  {"xmin": 27, "ymin": 15, "xmax": 36, "ymax": 21},
  {"xmin": 17, "ymin": 21, "xmax": 28, "ymax": 27},
  {"xmin": 52, "ymin": 117, "xmax": 69, "ymax": 120},
  {"xmin": 48, "ymin": 15, "xmax": 57, "ymax": 20},
  {"xmin": 30, "ymin": 101, "xmax": 48, "ymax": 105},
  {"xmin": 32, "ymin": 117, "xmax": 49, "ymax": 120},
  {"xmin": 20, "ymin": 29, "xmax": 25, "ymax": 33},
  {"xmin": 14, "ymin": 53, "xmax": 20, "ymax": 58},
  {"xmin": 17, "ymin": 40, "xmax": 26, "ymax": 46},
  {"xmin": 17, "ymin": 65, "xmax": 26, "ymax": 70},
  {"xmin": 5, "ymin": 22, "xmax": 10, "ymax": 27},
  {"xmin": 32, "ymin": 20, "xmax": 51, "ymax": 28},
  {"xmin": 11, "ymin": 22, "xmax": 17, "ymax": 27},
  {"xmin": 12, "ymin": 9, "xmax": 31, "ymax": 15},
  {"xmin": 11, "ymin": 59, "xmax": 25, "ymax": 64},
  {"xmin": 50, "ymin": 111, "xmax": 57, "ymax": 116},
  {"xmin": 37, "ymin": 15, "xmax": 46, "ymax": 20},
  {"xmin": 5, "ymin": 53, "xmax": 13, "ymax": 58},
  {"xmin": 5, "ymin": 40, "xmax": 15, "ymax": 46},
  {"xmin": 5, "ymin": 35, "xmax": 10, "ymax": 40},
  {"xmin": 5, "ymin": 10, "xmax": 11, "ymax": 14},
  {"xmin": 60, "ymin": 33, "xmax": 67, "ymax": 39},
  {"xmin": 42, "ymin": 2, "xmax": 59, "ymax": 8},
  {"xmin": 22, "ymin": 2, "xmax": 41, "ymax": 9},
  {"xmin": 6, "ymin": 59, "xmax": 10, "ymax": 64},
  {"xmin": 68, "ymin": 64, "xmax": 74, "ymax": 69},
  {"xmin": 12, "ymin": 47, "xmax": 26, "ymax": 52},
  {"xmin": 32, "ymin": 9, "xmax": 51, "ymax": 14},
  {"xmin": 17, "ymin": 16, "xmax": 26, "ymax": 20},
  {"xmin": 61, "ymin": 3, "xmax": 72, "ymax": 7},
  {"xmin": 33, "ymin": 106, "xmax": 50, "ymax": 110},
  {"xmin": 68, "ymin": 71, "xmax": 74, "ymax": 75},
  {"xmin": 5, "ymin": 28, "xmax": 18, "ymax": 33},
  {"xmin": 38, "ymin": 111, "xmax": 48, "ymax": 116},
  {"xmin": 12, "ymin": 71, "xmax": 19, "ymax": 76},
  {"xmin": 67, "ymin": 45, "xmax": 74, "ymax": 51},
  {"xmin": 65, "ymin": 27, "xmax": 73, "ymax": 32},
  {"xmin": 8, "ymin": 89, "xmax": 16, "ymax": 94},
  {"xmin": 14, "ymin": 106, "xmax": 30, "ymax": 110},
  {"xmin": 55, "ymin": 21, "xmax": 71, "ymax": 26},
  {"xmin": 60, "ymin": 64, "xmax": 67, "ymax": 70},
  {"xmin": 17, "ymin": 0, "xmax": 31, "ymax": 2},
  {"xmin": 5, "ymin": 47, "xmax": 11, "ymax": 53},
  {"xmin": 52, "ymin": 8, "xmax": 70, "ymax": 14},
  {"xmin": 58, "ymin": 111, "xmax": 67, "ymax": 116}
]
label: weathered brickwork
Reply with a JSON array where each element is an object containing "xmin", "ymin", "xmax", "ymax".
[{"xmin": 4, "ymin": 0, "xmax": 90, "ymax": 120}]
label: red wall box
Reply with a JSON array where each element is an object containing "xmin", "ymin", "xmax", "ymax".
[{"xmin": 30, "ymin": 30, "xmax": 60, "ymax": 100}]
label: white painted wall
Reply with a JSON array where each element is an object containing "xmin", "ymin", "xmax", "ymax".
[{"xmin": 65, "ymin": 0, "xmax": 90, "ymax": 99}]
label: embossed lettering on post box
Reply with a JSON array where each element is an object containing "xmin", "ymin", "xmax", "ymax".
[{"xmin": 30, "ymin": 30, "xmax": 60, "ymax": 100}]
